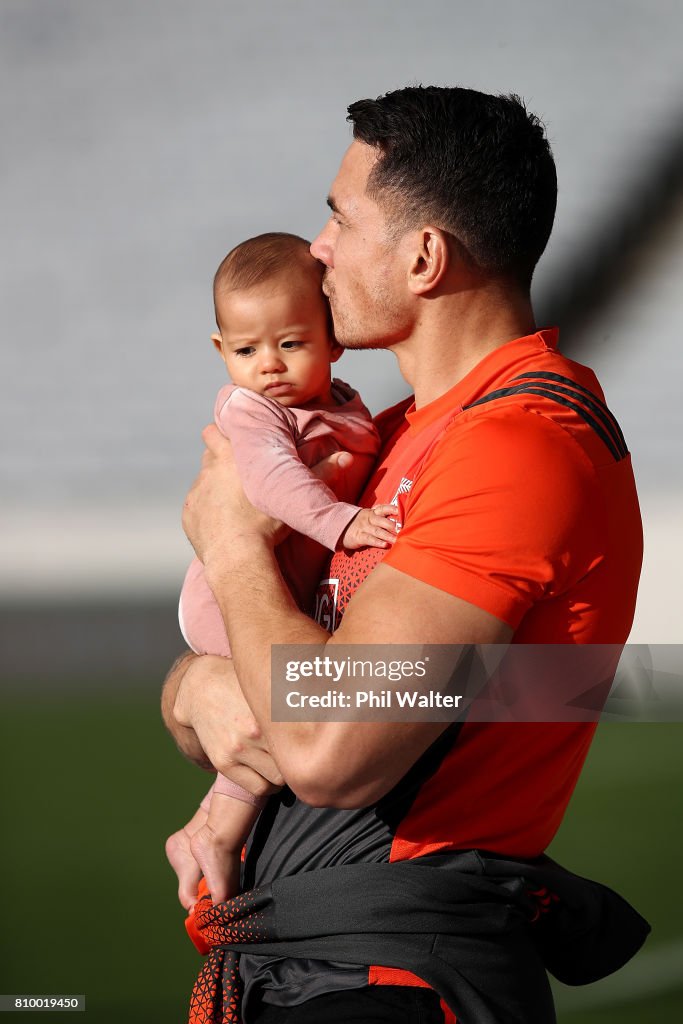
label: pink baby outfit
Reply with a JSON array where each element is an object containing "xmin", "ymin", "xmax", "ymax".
[{"xmin": 179, "ymin": 379, "xmax": 380, "ymax": 656}]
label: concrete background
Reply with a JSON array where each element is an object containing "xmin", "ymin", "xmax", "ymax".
[{"xmin": 1, "ymin": 0, "xmax": 682, "ymax": 640}]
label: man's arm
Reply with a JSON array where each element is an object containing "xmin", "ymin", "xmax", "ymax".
[{"xmin": 177, "ymin": 427, "xmax": 511, "ymax": 808}]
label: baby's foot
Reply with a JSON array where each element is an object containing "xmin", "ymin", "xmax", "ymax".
[
  {"xmin": 165, "ymin": 810, "xmax": 206, "ymax": 910},
  {"xmin": 190, "ymin": 822, "xmax": 242, "ymax": 906}
]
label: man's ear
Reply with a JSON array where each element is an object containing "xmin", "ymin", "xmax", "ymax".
[
  {"xmin": 211, "ymin": 333, "xmax": 224, "ymax": 356},
  {"xmin": 407, "ymin": 227, "xmax": 450, "ymax": 295},
  {"xmin": 329, "ymin": 340, "xmax": 344, "ymax": 364}
]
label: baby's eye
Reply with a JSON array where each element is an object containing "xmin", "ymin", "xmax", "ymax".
[
  {"xmin": 234, "ymin": 346, "xmax": 255, "ymax": 357},
  {"xmin": 281, "ymin": 341, "xmax": 303, "ymax": 350}
]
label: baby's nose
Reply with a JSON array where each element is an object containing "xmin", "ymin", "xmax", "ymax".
[{"xmin": 260, "ymin": 352, "xmax": 286, "ymax": 373}]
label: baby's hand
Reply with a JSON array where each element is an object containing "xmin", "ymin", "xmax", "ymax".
[{"xmin": 342, "ymin": 505, "xmax": 400, "ymax": 551}]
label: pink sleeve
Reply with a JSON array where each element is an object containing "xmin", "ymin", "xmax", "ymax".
[{"xmin": 215, "ymin": 387, "xmax": 359, "ymax": 551}]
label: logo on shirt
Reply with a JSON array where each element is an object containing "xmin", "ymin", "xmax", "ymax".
[
  {"xmin": 314, "ymin": 578, "xmax": 339, "ymax": 632},
  {"xmin": 389, "ymin": 477, "xmax": 413, "ymax": 523}
]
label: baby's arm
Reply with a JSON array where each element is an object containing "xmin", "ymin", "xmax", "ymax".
[{"xmin": 216, "ymin": 387, "xmax": 374, "ymax": 551}]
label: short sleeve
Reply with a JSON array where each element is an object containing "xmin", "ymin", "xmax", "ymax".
[{"xmin": 383, "ymin": 408, "xmax": 603, "ymax": 629}]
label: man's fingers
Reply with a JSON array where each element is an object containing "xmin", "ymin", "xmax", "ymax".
[
  {"xmin": 174, "ymin": 655, "xmax": 284, "ymax": 795},
  {"xmin": 201, "ymin": 423, "xmax": 232, "ymax": 454},
  {"xmin": 311, "ymin": 450, "xmax": 354, "ymax": 485},
  {"xmin": 335, "ymin": 451, "xmax": 354, "ymax": 471}
]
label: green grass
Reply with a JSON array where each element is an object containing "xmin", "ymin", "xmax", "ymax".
[
  {"xmin": 548, "ymin": 724, "xmax": 683, "ymax": 1022},
  {"xmin": 1, "ymin": 693, "xmax": 681, "ymax": 1021},
  {"xmin": 0, "ymin": 687, "xmax": 206, "ymax": 1023}
]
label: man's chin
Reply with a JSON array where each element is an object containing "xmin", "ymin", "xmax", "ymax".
[{"xmin": 335, "ymin": 332, "xmax": 390, "ymax": 351}]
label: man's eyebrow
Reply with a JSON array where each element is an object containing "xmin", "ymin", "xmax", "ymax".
[{"xmin": 326, "ymin": 195, "xmax": 342, "ymax": 215}]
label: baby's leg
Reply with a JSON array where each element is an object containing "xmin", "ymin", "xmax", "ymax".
[
  {"xmin": 165, "ymin": 781, "xmax": 215, "ymax": 910},
  {"xmin": 190, "ymin": 779, "xmax": 266, "ymax": 905},
  {"xmin": 179, "ymin": 557, "xmax": 232, "ymax": 657}
]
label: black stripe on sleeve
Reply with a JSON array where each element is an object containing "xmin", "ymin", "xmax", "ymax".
[
  {"xmin": 464, "ymin": 384, "xmax": 625, "ymax": 461},
  {"xmin": 510, "ymin": 371, "xmax": 628, "ymax": 456}
]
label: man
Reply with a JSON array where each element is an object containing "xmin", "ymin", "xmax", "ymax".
[{"xmin": 164, "ymin": 86, "xmax": 643, "ymax": 1023}]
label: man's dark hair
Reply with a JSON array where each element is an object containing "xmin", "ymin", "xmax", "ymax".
[
  {"xmin": 347, "ymin": 86, "xmax": 557, "ymax": 290},
  {"xmin": 214, "ymin": 232, "xmax": 322, "ymax": 297}
]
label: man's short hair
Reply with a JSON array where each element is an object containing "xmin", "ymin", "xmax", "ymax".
[
  {"xmin": 214, "ymin": 232, "xmax": 322, "ymax": 297},
  {"xmin": 347, "ymin": 86, "xmax": 557, "ymax": 290}
]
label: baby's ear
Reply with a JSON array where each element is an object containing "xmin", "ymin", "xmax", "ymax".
[
  {"xmin": 329, "ymin": 340, "xmax": 344, "ymax": 363},
  {"xmin": 211, "ymin": 333, "xmax": 224, "ymax": 356}
]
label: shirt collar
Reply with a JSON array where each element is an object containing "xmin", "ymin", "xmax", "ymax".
[{"xmin": 405, "ymin": 328, "xmax": 559, "ymax": 431}]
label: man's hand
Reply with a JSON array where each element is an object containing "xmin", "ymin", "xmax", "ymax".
[
  {"xmin": 312, "ymin": 449, "xmax": 355, "ymax": 486},
  {"xmin": 161, "ymin": 651, "xmax": 213, "ymax": 770},
  {"xmin": 183, "ymin": 427, "xmax": 355, "ymax": 567},
  {"xmin": 182, "ymin": 426, "xmax": 286, "ymax": 565},
  {"xmin": 172, "ymin": 654, "xmax": 285, "ymax": 795}
]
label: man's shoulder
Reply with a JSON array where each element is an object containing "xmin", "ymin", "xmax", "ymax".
[
  {"xmin": 436, "ymin": 350, "xmax": 627, "ymax": 476},
  {"xmin": 411, "ymin": 404, "xmax": 599, "ymax": 527}
]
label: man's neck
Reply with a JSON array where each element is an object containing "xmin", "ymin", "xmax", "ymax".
[{"xmin": 392, "ymin": 284, "xmax": 537, "ymax": 409}]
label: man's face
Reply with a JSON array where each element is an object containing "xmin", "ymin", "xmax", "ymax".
[{"xmin": 310, "ymin": 141, "xmax": 410, "ymax": 349}]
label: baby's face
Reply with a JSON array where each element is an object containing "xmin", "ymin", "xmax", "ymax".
[{"xmin": 213, "ymin": 272, "xmax": 340, "ymax": 409}]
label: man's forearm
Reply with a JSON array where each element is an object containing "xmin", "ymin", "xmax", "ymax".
[{"xmin": 203, "ymin": 536, "xmax": 329, "ymax": 765}]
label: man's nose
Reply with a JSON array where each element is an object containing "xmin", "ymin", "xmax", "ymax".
[{"xmin": 310, "ymin": 222, "xmax": 334, "ymax": 267}]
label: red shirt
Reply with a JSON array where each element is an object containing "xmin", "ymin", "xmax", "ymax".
[{"xmin": 321, "ymin": 328, "xmax": 642, "ymax": 860}]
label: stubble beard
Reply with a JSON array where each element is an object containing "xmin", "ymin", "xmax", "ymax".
[{"xmin": 325, "ymin": 274, "xmax": 401, "ymax": 351}]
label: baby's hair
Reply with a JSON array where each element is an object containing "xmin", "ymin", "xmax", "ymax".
[{"xmin": 214, "ymin": 232, "xmax": 323, "ymax": 297}]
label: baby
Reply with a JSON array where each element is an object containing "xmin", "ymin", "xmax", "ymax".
[{"xmin": 166, "ymin": 232, "xmax": 399, "ymax": 907}]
